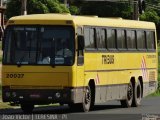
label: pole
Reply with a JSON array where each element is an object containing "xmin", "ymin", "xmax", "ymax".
[
  {"xmin": 0, "ymin": 0, "xmax": 2, "ymax": 7},
  {"xmin": 21, "ymin": 0, "xmax": 27, "ymax": 15},
  {"xmin": 24, "ymin": 0, "xmax": 27, "ymax": 15},
  {"xmin": 133, "ymin": 0, "xmax": 139, "ymax": 20},
  {"xmin": 0, "ymin": 0, "xmax": 5, "ymax": 41},
  {"xmin": 64, "ymin": 0, "xmax": 68, "ymax": 7}
]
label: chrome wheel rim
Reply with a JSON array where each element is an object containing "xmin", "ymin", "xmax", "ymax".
[
  {"xmin": 85, "ymin": 87, "xmax": 91, "ymax": 105},
  {"xmin": 127, "ymin": 84, "xmax": 133, "ymax": 101}
]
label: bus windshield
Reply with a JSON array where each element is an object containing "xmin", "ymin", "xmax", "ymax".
[{"xmin": 3, "ymin": 26, "xmax": 75, "ymax": 66}]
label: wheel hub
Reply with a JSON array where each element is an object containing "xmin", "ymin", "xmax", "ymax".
[
  {"xmin": 85, "ymin": 88, "xmax": 91, "ymax": 104},
  {"xmin": 127, "ymin": 84, "xmax": 133, "ymax": 100}
]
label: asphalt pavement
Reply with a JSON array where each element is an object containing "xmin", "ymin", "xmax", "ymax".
[{"xmin": 0, "ymin": 96, "xmax": 160, "ymax": 120}]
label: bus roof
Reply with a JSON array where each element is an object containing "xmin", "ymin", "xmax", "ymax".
[{"xmin": 8, "ymin": 14, "xmax": 156, "ymax": 30}]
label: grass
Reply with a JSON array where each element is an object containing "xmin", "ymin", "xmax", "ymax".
[
  {"xmin": 0, "ymin": 41, "xmax": 2, "ymax": 62},
  {"xmin": 0, "ymin": 85, "xmax": 1, "ymax": 99},
  {"xmin": 0, "ymin": 56, "xmax": 2, "ymax": 62},
  {"xmin": 0, "ymin": 41, "xmax": 2, "ymax": 50},
  {"xmin": 0, "ymin": 103, "xmax": 13, "ymax": 109},
  {"xmin": 0, "ymin": 41, "xmax": 2, "ymax": 98},
  {"xmin": 0, "ymin": 41, "xmax": 2, "ymax": 100},
  {"xmin": 0, "ymin": 89, "xmax": 1, "ymax": 102}
]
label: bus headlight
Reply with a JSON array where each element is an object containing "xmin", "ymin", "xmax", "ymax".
[{"xmin": 55, "ymin": 92, "xmax": 61, "ymax": 98}]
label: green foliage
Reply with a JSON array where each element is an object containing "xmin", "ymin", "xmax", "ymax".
[
  {"xmin": 149, "ymin": 46, "xmax": 160, "ymax": 96},
  {"xmin": 28, "ymin": 0, "xmax": 49, "ymax": 14},
  {"xmin": 80, "ymin": 2, "xmax": 132, "ymax": 19},
  {"xmin": 139, "ymin": 0, "xmax": 160, "ymax": 25},
  {"xmin": 152, "ymin": 46, "xmax": 160, "ymax": 96},
  {"xmin": 69, "ymin": 5, "xmax": 80, "ymax": 15},
  {"xmin": 158, "ymin": 47, "xmax": 160, "ymax": 83},
  {"xmin": 147, "ymin": 0, "xmax": 160, "ymax": 5},
  {"xmin": 6, "ymin": 0, "xmax": 69, "ymax": 19},
  {"xmin": 0, "ymin": 85, "xmax": 1, "ymax": 96},
  {"xmin": 140, "ymin": 9, "xmax": 160, "ymax": 25},
  {"xmin": 5, "ymin": 0, "xmax": 21, "ymax": 19}
]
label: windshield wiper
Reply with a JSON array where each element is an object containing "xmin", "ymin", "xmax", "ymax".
[{"xmin": 17, "ymin": 53, "xmax": 26, "ymax": 67}]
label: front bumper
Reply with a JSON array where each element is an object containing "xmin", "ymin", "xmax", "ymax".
[
  {"xmin": 2, "ymin": 86, "xmax": 84, "ymax": 104},
  {"xmin": 2, "ymin": 86, "xmax": 74, "ymax": 104}
]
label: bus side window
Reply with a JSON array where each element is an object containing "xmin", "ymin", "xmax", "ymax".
[
  {"xmin": 107, "ymin": 29, "xmax": 116, "ymax": 50},
  {"xmin": 77, "ymin": 27, "xmax": 82, "ymax": 35},
  {"xmin": 84, "ymin": 27, "xmax": 96, "ymax": 50},
  {"xmin": 117, "ymin": 29, "xmax": 126, "ymax": 50},
  {"xmin": 97, "ymin": 28, "xmax": 106, "ymax": 51},
  {"xmin": 146, "ymin": 31, "xmax": 156, "ymax": 50},
  {"xmin": 84, "ymin": 27, "xmax": 90, "ymax": 49},
  {"xmin": 127, "ymin": 30, "xmax": 136, "ymax": 50},
  {"xmin": 137, "ymin": 30, "xmax": 146, "ymax": 50}
]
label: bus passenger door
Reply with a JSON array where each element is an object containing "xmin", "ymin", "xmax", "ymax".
[
  {"xmin": 75, "ymin": 28, "xmax": 85, "ymax": 103},
  {"xmin": 76, "ymin": 44, "xmax": 84, "ymax": 103},
  {"xmin": 77, "ymin": 50, "xmax": 84, "ymax": 86}
]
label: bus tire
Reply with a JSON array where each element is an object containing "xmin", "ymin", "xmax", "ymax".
[
  {"xmin": 89, "ymin": 81, "xmax": 95, "ymax": 110},
  {"xmin": 81, "ymin": 85, "xmax": 92, "ymax": 112},
  {"xmin": 120, "ymin": 82, "xmax": 133, "ymax": 108},
  {"xmin": 68, "ymin": 85, "xmax": 92, "ymax": 112},
  {"xmin": 132, "ymin": 81, "xmax": 142, "ymax": 107},
  {"xmin": 21, "ymin": 103, "xmax": 34, "ymax": 113}
]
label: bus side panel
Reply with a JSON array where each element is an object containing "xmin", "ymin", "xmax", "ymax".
[{"xmin": 84, "ymin": 52, "xmax": 158, "ymax": 104}]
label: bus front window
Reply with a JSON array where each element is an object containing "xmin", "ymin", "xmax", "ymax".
[{"xmin": 3, "ymin": 26, "xmax": 75, "ymax": 66}]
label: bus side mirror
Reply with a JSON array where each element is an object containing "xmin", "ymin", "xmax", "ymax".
[{"xmin": 78, "ymin": 35, "xmax": 84, "ymax": 50}]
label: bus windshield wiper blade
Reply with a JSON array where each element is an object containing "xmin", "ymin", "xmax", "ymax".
[{"xmin": 17, "ymin": 54, "xmax": 26, "ymax": 67}]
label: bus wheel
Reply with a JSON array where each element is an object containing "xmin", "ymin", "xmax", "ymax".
[
  {"xmin": 120, "ymin": 82, "xmax": 133, "ymax": 108},
  {"xmin": 82, "ymin": 85, "xmax": 91, "ymax": 112},
  {"xmin": 132, "ymin": 81, "xmax": 142, "ymax": 107},
  {"xmin": 68, "ymin": 85, "xmax": 92, "ymax": 112},
  {"xmin": 21, "ymin": 103, "xmax": 34, "ymax": 113}
]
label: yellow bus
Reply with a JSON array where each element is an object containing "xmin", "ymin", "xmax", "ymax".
[{"xmin": 1, "ymin": 14, "xmax": 158, "ymax": 113}]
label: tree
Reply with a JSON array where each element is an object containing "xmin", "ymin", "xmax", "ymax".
[
  {"xmin": 79, "ymin": 2, "xmax": 132, "ymax": 19},
  {"xmin": 139, "ymin": 0, "xmax": 160, "ymax": 25},
  {"xmin": 142, "ymin": 0, "xmax": 160, "ymax": 39},
  {"xmin": 5, "ymin": 0, "xmax": 21, "ymax": 19},
  {"xmin": 69, "ymin": 5, "xmax": 80, "ymax": 15},
  {"xmin": 6, "ymin": 0, "xmax": 69, "ymax": 19},
  {"xmin": 140, "ymin": 9, "xmax": 160, "ymax": 25}
]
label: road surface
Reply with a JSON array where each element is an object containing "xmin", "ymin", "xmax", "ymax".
[{"xmin": 0, "ymin": 96, "xmax": 160, "ymax": 120}]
